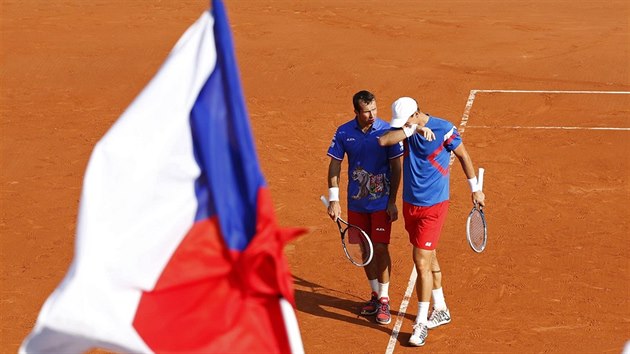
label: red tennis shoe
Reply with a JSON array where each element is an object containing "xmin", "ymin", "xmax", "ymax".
[{"xmin": 376, "ymin": 297, "xmax": 391, "ymax": 324}]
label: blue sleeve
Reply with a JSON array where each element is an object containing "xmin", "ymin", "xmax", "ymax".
[
  {"xmin": 444, "ymin": 127, "xmax": 462, "ymax": 152},
  {"xmin": 327, "ymin": 129, "xmax": 345, "ymax": 160},
  {"xmin": 388, "ymin": 140, "xmax": 404, "ymax": 159}
]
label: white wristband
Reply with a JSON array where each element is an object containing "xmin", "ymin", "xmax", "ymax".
[
  {"xmin": 328, "ymin": 187, "xmax": 340, "ymax": 202},
  {"xmin": 468, "ymin": 177, "xmax": 481, "ymax": 192},
  {"xmin": 402, "ymin": 124, "xmax": 418, "ymax": 138}
]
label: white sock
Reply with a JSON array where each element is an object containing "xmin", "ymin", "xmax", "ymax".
[
  {"xmin": 379, "ymin": 282, "xmax": 389, "ymax": 299},
  {"xmin": 369, "ymin": 278, "xmax": 379, "ymax": 294},
  {"xmin": 432, "ymin": 287, "xmax": 447, "ymax": 310},
  {"xmin": 416, "ymin": 302, "xmax": 430, "ymax": 325}
]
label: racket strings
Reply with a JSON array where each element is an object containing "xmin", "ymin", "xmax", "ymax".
[
  {"xmin": 345, "ymin": 227, "xmax": 372, "ymax": 264},
  {"xmin": 468, "ymin": 211, "xmax": 486, "ymax": 250}
]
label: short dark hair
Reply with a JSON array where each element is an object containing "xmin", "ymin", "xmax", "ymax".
[{"xmin": 353, "ymin": 90, "xmax": 375, "ymax": 111}]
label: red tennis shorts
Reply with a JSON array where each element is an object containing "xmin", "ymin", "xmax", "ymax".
[
  {"xmin": 347, "ymin": 210, "xmax": 392, "ymax": 244},
  {"xmin": 403, "ymin": 200, "xmax": 449, "ymax": 250}
]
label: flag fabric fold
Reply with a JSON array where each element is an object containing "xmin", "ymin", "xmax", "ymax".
[{"xmin": 20, "ymin": 0, "xmax": 305, "ymax": 353}]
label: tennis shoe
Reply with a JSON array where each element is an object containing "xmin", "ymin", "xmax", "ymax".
[
  {"xmin": 408, "ymin": 323, "xmax": 428, "ymax": 347},
  {"xmin": 360, "ymin": 291, "xmax": 379, "ymax": 315},
  {"xmin": 375, "ymin": 297, "xmax": 391, "ymax": 325},
  {"xmin": 427, "ymin": 307, "xmax": 451, "ymax": 329}
]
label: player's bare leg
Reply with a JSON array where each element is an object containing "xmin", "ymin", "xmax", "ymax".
[
  {"xmin": 413, "ymin": 247, "xmax": 433, "ymax": 313},
  {"xmin": 374, "ymin": 243, "xmax": 391, "ymax": 285},
  {"xmin": 431, "ymin": 250, "xmax": 442, "ymax": 289}
]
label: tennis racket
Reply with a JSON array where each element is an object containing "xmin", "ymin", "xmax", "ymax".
[
  {"xmin": 320, "ymin": 196, "xmax": 374, "ymax": 267},
  {"xmin": 466, "ymin": 168, "xmax": 487, "ymax": 253}
]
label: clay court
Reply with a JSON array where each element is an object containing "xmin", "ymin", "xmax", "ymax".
[{"xmin": 1, "ymin": 1, "xmax": 629, "ymax": 353}]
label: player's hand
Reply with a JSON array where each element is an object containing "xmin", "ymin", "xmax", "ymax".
[
  {"xmin": 472, "ymin": 190, "xmax": 485, "ymax": 207},
  {"xmin": 417, "ymin": 126, "xmax": 435, "ymax": 141},
  {"xmin": 386, "ymin": 202, "xmax": 398, "ymax": 222},
  {"xmin": 327, "ymin": 200, "xmax": 342, "ymax": 221}
]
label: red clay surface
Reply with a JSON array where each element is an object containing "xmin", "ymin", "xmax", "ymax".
[{"xmin": 1, "ymin": 1, "xmax": 629, "ymax": 353}]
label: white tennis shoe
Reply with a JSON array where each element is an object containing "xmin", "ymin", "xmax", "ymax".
[
  {"xmin": 427, "ymin": 307, "xmax": 451, "ymax": 329},
  {"xmin": 408, "ymin": 323, "xmax": 428, "ymax": 347}
]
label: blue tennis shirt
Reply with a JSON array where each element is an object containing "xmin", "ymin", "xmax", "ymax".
[
  {"xmin": 327, "ymin": 117, "xmax": 404, "ymax": 213},
  {"xmin": 403, "ymin": 115, "xmax": 462, "ymax": 206}
]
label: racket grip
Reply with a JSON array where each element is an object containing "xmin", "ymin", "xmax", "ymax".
[
  {"xmin": 478, "ymin": 168, "xmax": 485, "ymax": 191},
  {"xmin": 320, "ymin": 195, "xmax": 330, "ymax": 208}
]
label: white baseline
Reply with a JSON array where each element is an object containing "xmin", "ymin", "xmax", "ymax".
[
  {"xmin": 468, "ymin": 125, "xmax": 629, "ymax": 131},
  {"xmin": 473, "ymin": 89, "xmax": 630, "ymax": 94}
]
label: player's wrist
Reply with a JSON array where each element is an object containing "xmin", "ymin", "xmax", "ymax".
[
  {"xmin": 402, "ymin": 124, "xmax": 418, "ymax": 137},
  {"xmin": 328, "ymin": 187, "xmax": 340, "ymax": 202},
  {"xmin": 467, "ymin": 177, "xmax": 481, "ymax": 192}
]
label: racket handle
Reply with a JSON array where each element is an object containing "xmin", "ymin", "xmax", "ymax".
[
  {"xmin": 478, "ymin": 168, "xmax": 485, "ymax": 191},
  {"xmin": 320, "ymin": 195, "xmax": 330, "ymax": 208}
]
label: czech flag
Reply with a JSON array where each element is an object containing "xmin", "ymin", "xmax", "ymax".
[{"xmin": 20, "ymin": 1, "xmax": 305, "ymax": 353}]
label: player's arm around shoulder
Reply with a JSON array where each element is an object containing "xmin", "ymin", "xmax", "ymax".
[
  {"xmin": 378, "ymin": 124, "xmax": 435, "ymax": 147},
  {"xmin": 378, "ymin": 128, "xmax": 407, "ymax": 147}
]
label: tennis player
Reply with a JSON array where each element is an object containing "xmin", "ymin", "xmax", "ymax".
[
  {"xmin": 325, "ymin": 90, "xmax": 403, "ymax": 325},
  {"xmin": 378, "ymin": 97, "xmax": 485, "ymax": 346}
]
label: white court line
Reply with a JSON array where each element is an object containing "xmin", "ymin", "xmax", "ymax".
[
  {"xmin": 468, "ymin": 125, "xmax": 630, "ymax": 131},
  {"xmin": 472, "ymin": 89, "xmax": 630, "ymax": 94},
  {"xmin": 385, "ymin": 267, "xmax": 417, "ymax": 354},
  {"xmin": 458, "ymin": 90, "xmax": 478, "ymax": 136},
  {"xmin": 462, "ymin": 90, "xmax": 630, "ymax": 133}
]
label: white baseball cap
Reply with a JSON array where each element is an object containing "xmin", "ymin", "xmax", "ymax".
[{"xmin": 390, "ymin": 97, "xmax": 418, "ymax": 128}]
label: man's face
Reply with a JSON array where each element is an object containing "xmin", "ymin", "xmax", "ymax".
[{"xmin": 355, "ymin": 100, "xmax": 377, "ymax": 127}]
